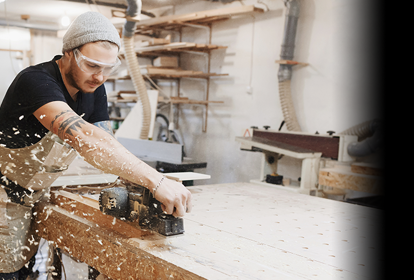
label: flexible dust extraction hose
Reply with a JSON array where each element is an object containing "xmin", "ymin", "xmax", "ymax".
[
  {"xmin": 123, "ymin": 0, "xmax": 151, "ymax": 140},
  {"xmin": 279, "ymin": 80, "xmax": 300, "ymax": 131},
  {"xmin": 278, "ymin": 0, "xmax": 301, "ymax": 132},
  {"xmin": 339, "ymin": 119, "xmax": 384, "ymax": 157}
]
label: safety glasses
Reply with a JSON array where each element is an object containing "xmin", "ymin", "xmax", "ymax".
[{"xmin": 73, "ymin": 48, "xmax": 121, "ymax": 76}]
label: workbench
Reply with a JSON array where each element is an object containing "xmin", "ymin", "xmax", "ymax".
[{"xmin": 34, "ymin": 182, "xmax": 382, "ymax": 280}]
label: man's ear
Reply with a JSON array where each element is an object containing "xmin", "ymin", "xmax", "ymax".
[{"xmin": 63, "ymin": 50, "xmax": 74, "ymax": 62}]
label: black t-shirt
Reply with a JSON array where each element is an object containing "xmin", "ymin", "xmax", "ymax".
[{"xmin": 0, "ymin": 55, "xmax": 109, "ymax": 148}]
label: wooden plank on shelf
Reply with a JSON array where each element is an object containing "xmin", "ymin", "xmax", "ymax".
[
  {"xmin": 140, "ymin": 65, "xmax": 203, "ymax": 76},
  {"xmin": 170, "ymin": 96, "xmax": 189, "ymax": 100},
  {"xmin": 0, "ymin": 48, "xmax": 24, "ymax": 52},
  {"xmin": 275, "ymin": 60, "xmax": 309, "ymax": 66},
  {"xmin": 145, "ymin": 72, "xmax": 228, "ymax": 79},
  {"xmin": 153, "ymin": 56, "xmax": 178, "ymax": 68},
  {"xmin": 136, "ymin": 42, "xmax": 193, "ymax": 53},
  {"xmin": 135, "ymin": 42, "xmax": 226, "ymax": 53},
  {"xmin": 139, "ymin": 35, "xmax": 171, "ymax": 47},
  {"xmin": 170, "ymin": 99, "xmax": 223, "ymax": 105},
  {"xmin": 118, "ymin": 42, "xmax": 227, "ymax": 57},
  {"xmin": 157, "ymin": 96, "xmax": 223, "ymax": 105},
  {"xmin": 108, "ymin": 72, "xmax": 228, "ymax": 81},
  {"xmin": 125, "ymin": 5, "xmax": 264, "ymax": 26},
  {"xmin": 107, "ymin": 90, "xmax": 138, "ymax": 102}
]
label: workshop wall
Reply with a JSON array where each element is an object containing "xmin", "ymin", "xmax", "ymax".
[
  {"xmin": 0, "ymin": 26, "xmax": 30, "ymax": 102},
  {"xmin": 30, "ymin": 30, "xmax": 62, "ymax": 65},
  {"xmin": 0, "ymin": 28, "xmax": 60, "ymax": 103},
  {"xmin": 151, "ymin": 0, "xmax": 381, "ymax": 185}
]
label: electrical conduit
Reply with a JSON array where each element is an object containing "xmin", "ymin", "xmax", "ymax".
[
  {"xmin": 123, "ymin": 0, "xmax": 151, "ymax": 139},
  {"xmin": 278, "ymin": 0, "xmax": 301, "ymax": 132}
]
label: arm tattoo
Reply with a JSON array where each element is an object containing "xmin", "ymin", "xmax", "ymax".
[
  {"xmin": 94, "ymin": 121, "xmax": 114, "ymax": 136},
  {"xmin": 56, "ymin": 113, "xmax": 87, "ymax": 139},
  {"xmin": 50, "ymin": 110, "xmax": 72, "ymax": 132}
]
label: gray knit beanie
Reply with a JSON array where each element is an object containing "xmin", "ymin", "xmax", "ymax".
[{"xmin": 62, "ymin": 11, "xmax": 121, "ymax": 53}]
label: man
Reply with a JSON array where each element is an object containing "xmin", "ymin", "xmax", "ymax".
[{"xmin": 0, "ymin": 11, "xmax": 192, "ymax": 279}]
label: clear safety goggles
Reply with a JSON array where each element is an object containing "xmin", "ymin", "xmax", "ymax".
[{"xmin": 73, "ymin": 48, "xmax": 121, "ymax": 76}]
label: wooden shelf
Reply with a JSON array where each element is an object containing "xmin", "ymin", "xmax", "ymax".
[
  {"xmin": 107, "ymin": 94, "xmax": 223, "ymax": 106},
  {"xmin": 275, "ymin": 59, "xmax": 308, "ymax": 66},
  {"xmin": 108, "ymin": 98, "xmax": 137, "ymax": 103},
  {"xmin": 110, "ymin": 5, "xmax": 264, "ymax": 132},
  {"xmin": 159, "ymin": 97, "xmax": 223, "ymax": 105},
  {"xmin": 112, "ymin": 5, "xmax": 264, "ymax": 35},
  {"xmin": 108, "ymin": 72, "xmax": 228, "ymax": 80},
  {"xmin": 118, "ymin": 42, "xmax": 227, "ymax": 57}
]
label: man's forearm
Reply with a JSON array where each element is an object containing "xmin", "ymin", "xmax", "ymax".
[
  {"xmin": 93, "ymin": 120, "xmax": 114, "ymax": 136},
  {"xmin": 66, "ymin": 121, "xmax": 161, "ymax": 192}
]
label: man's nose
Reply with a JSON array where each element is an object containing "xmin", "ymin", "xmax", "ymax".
[{"xmin": 92, "ymin": 70, "xmax": 104, "ymax": 81}]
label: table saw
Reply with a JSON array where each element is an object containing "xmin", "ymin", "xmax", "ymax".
[{"xmin": 34, "ymin": 179, "xmax": 382, "ymax": 280}]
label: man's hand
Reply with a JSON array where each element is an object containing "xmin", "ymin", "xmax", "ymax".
[{"xmin": 153, "ymin": 177, "xmax": 192, "ymax": 217}]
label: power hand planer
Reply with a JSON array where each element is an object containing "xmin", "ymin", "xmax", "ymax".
[{"xmin": 99, "ymin": 182, "xmax": 184, "ymax": 236}]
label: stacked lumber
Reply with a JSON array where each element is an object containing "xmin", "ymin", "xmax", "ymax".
[
  {"xmin": 319, "ymin": 162, "xmax": 384, "ymax": 194},
  {"xmin": 153, "ymin": 56, "xmax": 178, "ymax": 68},
  {"xmin": 134, "ymin": 42, "xmax": 227, "ymax": 55},
  {"xmin": 138, "ymin": 35, "xmax": 171, "ymax": 47},
  {"xmin": 107, "ymin": 90, "xmax": 138, "ymax": 103},
  {"xmin": 140, "ymin": 65, "xmax": 203, "ymax": 76},
  {"xmin": 108, "ymin": 71, "xmax": 228, "ymax": 80},
  {"xmin": 118, "ymin": 42, "xmax": 227, "ymax": 58},
  {"xmin": 112, "ymin": 5, "xmax": 264, "ymax": 34},
  {"xmin": 162, "ymin": 96, "xmax": 224, "ymax": 105}
]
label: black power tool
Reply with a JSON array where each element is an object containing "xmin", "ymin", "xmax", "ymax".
[{"xmin": 99, "ymin": 181, "xmax": 184, "ymax": 236}]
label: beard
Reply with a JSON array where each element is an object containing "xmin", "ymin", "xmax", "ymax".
[{"xmin": 66, "ymin": 66, "xmax": 103, "ymax": 94}]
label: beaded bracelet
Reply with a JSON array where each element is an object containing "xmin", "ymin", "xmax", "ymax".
[{"xmin": 153, "ymin": 176, "xmax": 166, "ymax": 197}]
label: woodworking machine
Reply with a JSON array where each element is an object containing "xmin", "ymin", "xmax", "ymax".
[
  {"xmin": 99, "ymin": 181, "xmax": 184, "ymax": 236},
  {"xmin": 236, "ymin": 128, "xmax": 358, "ymax": 194}
]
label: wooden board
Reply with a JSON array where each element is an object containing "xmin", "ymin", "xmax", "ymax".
[
  {"xmin": 140, "ymin": 65, "xmax": 203, "ymax": 76},
  {"xmin": 49, "ymin": 190, "xmax": 148, "ymax": 239},
  {"xmin": 351, "ymin": 162, "xmax": 383, "ymax": 176},
  {"xmin": 33, "ymin": 201, "xmax": 203, "ymax": 280},
  {"xmin": 163, "ymin": 172, "xmax": 211, "ymax": 182},
  {"xmin": 161, "ymin": 98, "xmax": 224, "ymax": 105},
  {"xmin": 34, "ymin": 183, "xmax": 383, "ymax": 280},
  {"xmin": 319, "ymin": 166, "xmax": 384, "ymax": 194},
  {"xmin": 275, "ymin": 59, "xmax": 309, "ymax": 66},
  {"xmin": 153, "ymin": 56, "xmax": 178, "ymax": 68},
  {"xmin": 140, "ymin": 35, "xmax": 171, "ymax": 47},
  {"xmin": 133, "ymin": 42, "xmax": 228, "ymax": 55},
  {"xmin": 119, "ymin": 5, "xmax": 264, "ymax": 27},
  {"xmin": 110, "ymin": 72, "xmax": 228, "ymax": 80}
]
